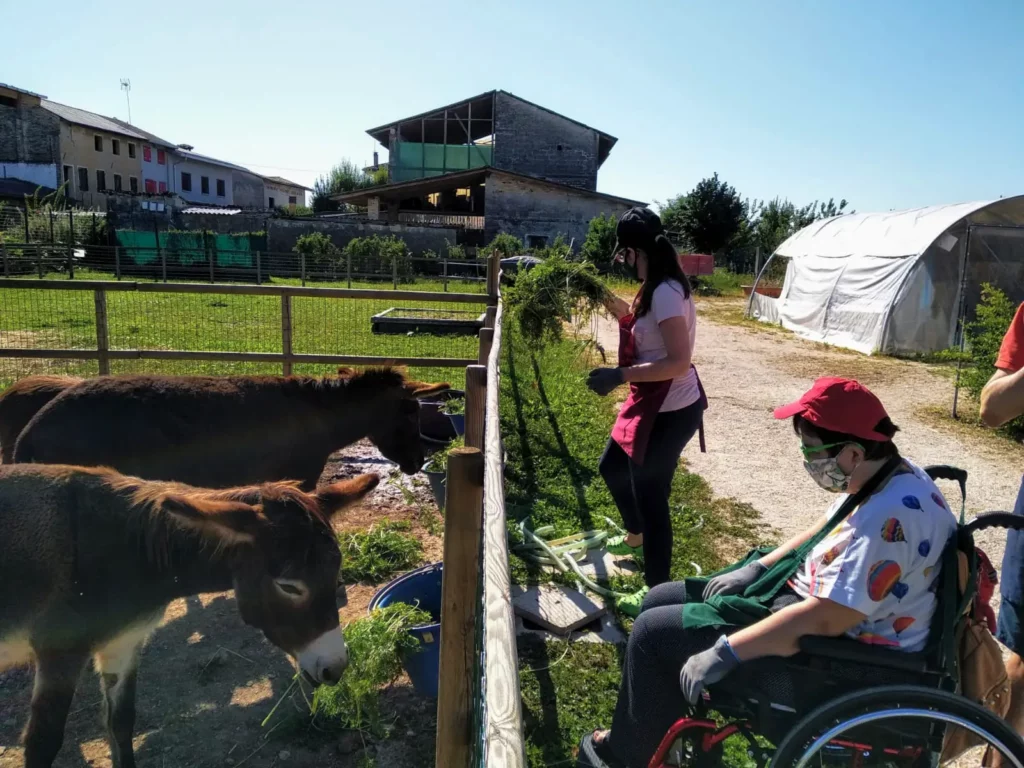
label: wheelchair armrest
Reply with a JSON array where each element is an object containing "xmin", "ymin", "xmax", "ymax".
[{"xmin": 797, "ymin": 635, "xmax": 930, "ymax": 673}]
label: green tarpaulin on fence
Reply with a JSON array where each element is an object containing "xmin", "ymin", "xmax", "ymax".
[{"xmin": 115, "ymin": 231, "xmax": 265, "ymax": 268}]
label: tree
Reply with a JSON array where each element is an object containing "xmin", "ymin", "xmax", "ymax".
[
  {"xmin": 580, "ymin": 213, "xmax": 618, "ymax": 265},
  {"xmin": 659, "ymin": 173, "xmax": 746, "ymax": 255},
  {"xmin": 312, "ymin": 159, "xmax": 380, "ymax": 213},
  {"xmin": 487, "ymin": 233, "xmax": 523, "ymax": 259},
  {"xmin": 294, "ymin": 231, "xmax": 342, "ymax": 277}
]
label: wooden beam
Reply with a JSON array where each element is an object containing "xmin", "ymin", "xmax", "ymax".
[
  {"xmin": 477, "ymin": 327, "xmax": 493, "ymax": 365},
  {"xmin": 435, "ymin": 447, "xmax": 485, "ymax": 768},
  {"xmin": 280, "ymin": 295, "xmax": 293, "ymax": 375},
  {"xmin": 484, "ymin": 305, "xmax": 497, "ymax": 329},
  {"xmin": 0, "ymin": 348, "xmax": 475, "ymax": 368},
  {"xmin": 464, "ymin": 364, "xmax": 486, "ymax": 450},
  {"xmin": 480, "ymin": 301, "xmax": 525, "ymax": 767}
]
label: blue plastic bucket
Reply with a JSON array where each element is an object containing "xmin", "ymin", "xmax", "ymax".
[{"xmin": 367, "ymin": 562, "xmax": 443, "ymax": 697}]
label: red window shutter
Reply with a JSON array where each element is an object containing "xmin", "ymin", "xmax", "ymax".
[
  {"xmin": 145, "ymin": 179, "xmax": 156, "ymax": 194},
  {"xmin": 143, "ymin": 146, "xmax": 152, "ymax": 162},
  {"xmin": 158, "ymin": 181, "xmax": 166, "ymax": 193},
  {"xmin": 157, "ymin": 150, "xmax": 166, "ymax": 165}
]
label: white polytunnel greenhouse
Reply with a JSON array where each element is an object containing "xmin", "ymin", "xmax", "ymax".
[{"xmin": 746, "ymin": 196, "xmax": 1024, "ymax": 355}]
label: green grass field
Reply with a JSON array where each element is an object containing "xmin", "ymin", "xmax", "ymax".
[{"xmin": 0, "ymin": 269, "xmax": 487, "ymax": 389}]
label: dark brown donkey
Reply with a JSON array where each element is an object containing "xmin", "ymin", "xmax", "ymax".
[
  {"xmin": 12, "ymin": 368, "xmax": 448, "ymax": 488},
  {"xmin": 0, "ymin": 375, "xmax": 81, "ymax": 463},
  {"xmin": 0, "ymin": 463, "xmax": 379, "ymax": 768}
]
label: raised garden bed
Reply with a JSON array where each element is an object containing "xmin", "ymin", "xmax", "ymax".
[
  {"xmin": 742, "ymin": 283, "xmax": 782, "ymax": 298},
  {"xmin": 371, "ymin": 307, "xmax": 486, "ymax": 336}
]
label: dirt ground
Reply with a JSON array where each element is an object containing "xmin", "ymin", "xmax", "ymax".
[
  {"xmin": 598, "ymin": 296, "xmax": 1024, "ymax": 598},
  {"xmin": 0, "ymin": 440, "xmax": 443, "ymax": 768}
]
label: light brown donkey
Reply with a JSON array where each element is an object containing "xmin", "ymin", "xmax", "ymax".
[{"xmin": 0, "ymin": 463, "xmax": 379, "ymax": 768}]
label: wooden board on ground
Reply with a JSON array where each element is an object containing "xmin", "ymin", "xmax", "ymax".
[{"xmin": 511, "ymin": 584, "xmax": 606, "ymax": 635}]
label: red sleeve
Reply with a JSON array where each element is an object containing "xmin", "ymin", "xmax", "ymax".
[{"xmin": 996, "ymin": 303, "xmax": 1024, "ymax": 372}]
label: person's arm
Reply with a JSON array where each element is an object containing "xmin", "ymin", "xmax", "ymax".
[
  {"xmin": 727, "ymin": 596, "xmax": 866, "ymax": 660},
  {"xmin": 980, "ymin": 367, "xmax": 1024, "ymax": 427},
  {"xmin": 758, "ymin": 518, "xmax": 827, "ymax": 568},
  {"xmin": 602, "ymin": 292, "xmax": 630, "ymax": 321},
  {"xmin": 622, "ymin": 314, "xmax": 692, "ymax": 383}
]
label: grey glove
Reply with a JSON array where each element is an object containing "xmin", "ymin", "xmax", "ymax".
[
  {"xmin": 586, "ymin": 367, "xmax": 624, "ymax": 396},
  {"xmin": 701, "ymin": 561, "xmax": 767, "ymax": 601},
  {"xmin": 679, "ymin": 635, "xmax": 741, "ymax": 704}
]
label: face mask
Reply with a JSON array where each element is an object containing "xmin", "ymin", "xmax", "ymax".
[
  {"xmin": 803, "ymin": 456, "xmax": 851, "ymax": 493},
  {"xmin": 618, "ymin": 249, "xmax": 639, "ymax": 281}
]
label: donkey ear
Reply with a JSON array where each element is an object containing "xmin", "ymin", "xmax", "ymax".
[
  {"xmin": 317, "ymin": 473, "xmax": 380, "ymax": 518},
  {"xmin": 404, "ymin": 381, "xmax": 451, "ymax": 400},
  {"xmin": 161, "ymin": 494, "xmax": 265, "ymax": 546},
  {"xmin": 336, "ymin": 366, "xmax": 356, "ymax": 378}
]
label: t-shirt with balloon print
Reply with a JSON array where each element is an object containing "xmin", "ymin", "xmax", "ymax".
[{"xmin": 789, "ymin": 460, "xmax": 957, "ymax": 652}]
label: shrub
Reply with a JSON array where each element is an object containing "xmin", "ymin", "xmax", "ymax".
[
  {"xmin": 445, "ymin": 241, "xmax": 467, "ymax": 261},
  {"xmin": 580, "ymin": 213, "xmax": 617, "ymax": 266},
  {"xmin": 342, "ymin": 235, "xmax": 410, "ymax": 281},
  {"xmin": 962, "ymin": 283, "xmax": 1024, "ymax": 438},
  {"xmin": 293, "ymin": 231, "xmax": 342, "ymax": 276},
  {"xmin": 488, "ymin": 232, "xmax": 523, "ymax": 259}
]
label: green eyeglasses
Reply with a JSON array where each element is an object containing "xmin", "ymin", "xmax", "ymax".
[{"xmin": 799, "ymin": 441, "xmax": 863, "ymax": 459}]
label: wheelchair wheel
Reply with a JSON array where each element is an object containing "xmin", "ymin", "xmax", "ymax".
[{"xmin": 770, "ymin": 685, "xmax": 1024, "ymax": 767}]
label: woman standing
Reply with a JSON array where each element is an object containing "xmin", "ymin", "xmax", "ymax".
[{"xmin": 587, "ymin": 207, "xmax": 706, "ymax": 611}]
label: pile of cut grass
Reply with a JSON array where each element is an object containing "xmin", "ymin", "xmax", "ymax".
[{"xmin": 339, "ymin": 521, "xmax": 424, "ymax": 584}]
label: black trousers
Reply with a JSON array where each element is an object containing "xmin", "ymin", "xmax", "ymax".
[{"xmin": 598, "ymin": 400, "xmax": 703, "ymax": 587}]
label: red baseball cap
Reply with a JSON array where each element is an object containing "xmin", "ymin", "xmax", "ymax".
[{"xmin": 773, "ymin": 377, "xmax": 892, "ymax": 442}]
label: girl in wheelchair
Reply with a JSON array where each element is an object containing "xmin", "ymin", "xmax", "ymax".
[{"xmin": 578, "ymin": 378, "xmax": 958, "ymax": 768}]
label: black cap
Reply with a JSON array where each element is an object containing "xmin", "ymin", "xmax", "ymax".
[{"xmin": 612, "ymin": 207, "xmax": 664, "ymax": 261}]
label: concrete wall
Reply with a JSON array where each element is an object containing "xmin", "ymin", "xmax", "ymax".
[
  {"xmin": 1, "ymin": 162, "xmax": 58, "ymax": 190},
  {"xmin": 170, "ymin": 155, "xmax": 234, "ymax": 205},
  {"xmin": 232, "ymin": 170, "xmax": 265, "ymax": 209},
  {"xmin": 0, "ymin": 100, "xmax": 60, "ymax": 167},
  {"xmin": 492, "ymin": 92, "xmax": 600, "ymax": 191},
  {"xmin": 484, "ymin": 173, "xmax": 631, "ymax": 248},
  {"xmin": 60, "ymin": 123, "xmax": 145, "ymax": 207}
]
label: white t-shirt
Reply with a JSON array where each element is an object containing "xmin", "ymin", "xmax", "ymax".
[
  {"xmin": 790, "ymin": 460, "xmax": 957, "ymax": 652},
  {"xmin": 630, "ymin": 280, "xmax": 700, "ymax": 412}
]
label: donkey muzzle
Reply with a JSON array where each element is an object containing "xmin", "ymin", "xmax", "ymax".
[{"xmin": 297, "ymin": 629, "xmax": 348, "ymax": 686}]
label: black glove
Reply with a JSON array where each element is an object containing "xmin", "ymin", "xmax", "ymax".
[
  {"xmin": 701, "ymin": 561, "xmax": 767, "ymax": 601},
  {"xmin": 679, "ymin": 635, "xmax": 741, "ymax": 704},
  {"xmin": 587, "ymin": 367, "xmax": 624, "ymax": 396}
]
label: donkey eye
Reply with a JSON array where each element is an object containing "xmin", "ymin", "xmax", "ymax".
[{"xmin": 274, "ymin": 579, "xmax": 308, "ymax": 599}]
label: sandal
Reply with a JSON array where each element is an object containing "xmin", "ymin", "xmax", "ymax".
[
  {"xmin": 605, "ymin": 534, "xmax": 643, "ymax": 558},
  {"xmin": 576, "ymin": 731, "xmax": 625, "ymax": 768},
  {"xmin": 614, "ymin": 586, "xmax": 649, "ymax": 618}
]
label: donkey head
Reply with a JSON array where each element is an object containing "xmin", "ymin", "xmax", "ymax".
[
  {"xmin": 341, "ymin": 368, "xmax": 449, "ymax": 475},
  {"xmin": 162, "ymin": 473, "xmax": 380, "ymax": 685}
]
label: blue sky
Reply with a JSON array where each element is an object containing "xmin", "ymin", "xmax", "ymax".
[{"xmin": 4, "ymin": 0, "xmax": 1023, "ymax": 212}]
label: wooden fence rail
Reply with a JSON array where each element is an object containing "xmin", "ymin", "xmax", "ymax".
[{"xmin": 0, "ymin": 278, "xmax": 491, "ymax": 374}]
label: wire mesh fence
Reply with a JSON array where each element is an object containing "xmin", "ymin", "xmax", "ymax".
[
  {"xmin": 0, "ymin": 279, "xmax": 491, "ymax": 390},
  {"xmin": 0, "ymin": 243, "xmax": 490, "ymax": 292}
]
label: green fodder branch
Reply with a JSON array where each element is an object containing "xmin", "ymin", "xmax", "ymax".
[{"xmin": 339, "ymin": 522, "xmax": 424, "ymax": 584}]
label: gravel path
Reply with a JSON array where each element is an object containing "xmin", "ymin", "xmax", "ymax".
[{"xmin": 596, "ymin": 298, "xmax": 1024, "ymax": 591}]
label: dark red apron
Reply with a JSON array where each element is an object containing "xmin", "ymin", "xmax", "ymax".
[{"xmin": 610, "ymin": 310, "xmax": 707, "ymax": 466}]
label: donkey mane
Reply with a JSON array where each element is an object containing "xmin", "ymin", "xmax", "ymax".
[
  {"xmin": 273, "ymin": 367, "xmax": 408, "ymax": 399},
  {"xmin": 97, "ymin": 471, "xmax": 332, "ymax": 567}
]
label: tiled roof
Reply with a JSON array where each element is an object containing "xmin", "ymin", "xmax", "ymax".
[
  {"xmin": 177, "ymin": 149, "xmax": 253, "ymax": 174},
  {"xmin": 261, "ymin": 175, "xmax": 311, "ymax": 190},
  {"xmin": 0, "ymin": 82, "xmax": 46, "ymax": 99}
]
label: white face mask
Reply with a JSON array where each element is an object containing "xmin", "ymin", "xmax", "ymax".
[{"xmin": 804, "ymin": 456, "xmax": 851, "ymax": 493}]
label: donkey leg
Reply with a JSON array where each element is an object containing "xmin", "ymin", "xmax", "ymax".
[
  {"xmin": 23, "ymin": 650, "xmax": 88, "ymax": 768},
  {"xmin": 95, "ymin": 630, "xmax": 150, "ymax": 768}
]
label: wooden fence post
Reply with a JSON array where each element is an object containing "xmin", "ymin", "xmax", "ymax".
[
  {"xmin": 37, "ymin": 247, "xmax": 43, "ymax": 279},
  {"xmin": 114, "ymin": 246, "xmax": 121, "ymax": 280},
  {"xmin": 477, "ymin": 327, "xmax": 493, "ymax": 366},
  {"xmin": 67, "ymin": 240, "xmax": 74, "ymax": 279},
  {"xmin": 1, "ymin": 242, "xmax": 8, "ymax": 277},
  {"xmin": 486, "ymin": 250, "xmax": 500, "ymax": 304},
  {"xmin": 281, "ymin": 294, "xmax": 293, "ymax": 376},
  {"xmin": 443, "ymin": 258, "xmax": 449, "ymax": 292},
  {"xmin": 464, "ymin": 364, "xmax": 486, "ymax": 450},
  {"xmin": 392, "ymin": 253, "xmax": 399, "ymax": 289},
  {"xmin": 346, "ymin": 251, "xmax": 352, "ymax": 289},
  {"xmin": 209, "ymin": 246, "xmax": 215, "ymax": 284},
  {"xmin": 435, "ymin": 447, "xmax": 485, "ymax": 768},
  {"xmin": 94, "ymin": 289, "xmax": 110, "ymax": 375},
  {"xmin": 256, "ymin": 250, "xmax": 262, "ymax": 285},
  {"xmin": 300, "ymin": 252, "xmax": 306, "ymax": 286},
  {"xmin": 484, "ymin": 305, "xmax": 497, "ymax": 330}
]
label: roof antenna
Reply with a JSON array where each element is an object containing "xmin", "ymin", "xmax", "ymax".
[{"xmin": 120, "ymin": 78, "xmax": 132, "ymax": 124}]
